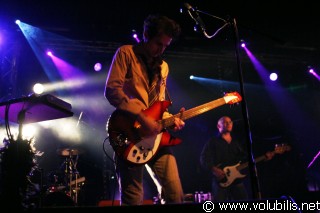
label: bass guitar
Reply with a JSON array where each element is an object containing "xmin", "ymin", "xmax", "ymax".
[
  {"xmin": 107, "ymin": 92, "xmax": 242, "ymax": 165},
  {"xmin": 219, "ymin": 143, "xmax": 291, "ymax": 187}
]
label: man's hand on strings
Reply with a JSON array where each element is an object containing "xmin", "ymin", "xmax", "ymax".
[{"xmin": 173, "ymin": 107, "xmax": 185, "ymax": 131}]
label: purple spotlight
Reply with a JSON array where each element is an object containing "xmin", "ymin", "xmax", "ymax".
[
  {"xmin": 269, "ymin": 72, "xmax": 278, "ymax": 81},
  {"xmin": 240, "ymin": 40, "xmax": 246, "ymax": 48},
  {"xmin": 47, "ymin": 51, "xmax": 53, "ymax": 56},
  {"xmin": 94, "ymin": 62, "xmax": 102, "ymax": 72},
  {"xmin": 308, "ymin": 68, "xmax": 320, "ymax": 81},
  {"xmin": 131, "ymin": 29, "xmax": 140, "ymax": 43},
  {"xmin": 133, "ymin": 33, "xmax": 140, "ymax": 43}
]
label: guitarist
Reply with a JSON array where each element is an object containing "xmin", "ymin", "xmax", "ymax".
[
  {"xmin": 200, "ymin": 116, "xmax": 275, "ymax": 202},
  {"xmin": 104, "ymin": 14, "xmax": 186, "ymax": 205}
]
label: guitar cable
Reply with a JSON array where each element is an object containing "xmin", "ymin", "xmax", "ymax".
[{"xmin": 102, "ymin": 136, "xmax": 118, "ymax": 206}]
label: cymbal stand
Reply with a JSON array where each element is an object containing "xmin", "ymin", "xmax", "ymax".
[{"xmin": 64, "ymin": 153, "xmax": 80, "ymax": 205}]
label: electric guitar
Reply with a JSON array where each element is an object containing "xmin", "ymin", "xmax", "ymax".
[
  {"xmin": 219, "ymin": 144, "xmax": 291, "ymax": 187},
  {"xmin": 107, "ymin": 92, "xmax": 242, "ymax": 165}
]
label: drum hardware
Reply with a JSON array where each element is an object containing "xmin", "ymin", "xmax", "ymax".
[
  {"xmin": 69, "ymin": 176, "xmax": 85, "ymax": 186},
  {"xmin": 53, "ymin": 147, "xmax": 85, "ymax": 205},
  {"xmin": 56, "ymin": 148, "xmax": 84, "ymax": 157}
]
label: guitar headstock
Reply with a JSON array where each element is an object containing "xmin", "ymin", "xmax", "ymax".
[
  {"xmin": 274, "ymin": 144, "xmax": 291, "ymax": 154},
  {"xmin": 223, "ymin": 92, "xmax": 242, "ymax": 105}
]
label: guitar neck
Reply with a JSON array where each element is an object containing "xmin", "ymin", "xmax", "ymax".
[
  {"xmin": 237, "ymin": 154, "xmax": 269, "ymax": 171},
  {"xmin": 160, "ymin": 98, "xmax": 227, "ymax": 128}
]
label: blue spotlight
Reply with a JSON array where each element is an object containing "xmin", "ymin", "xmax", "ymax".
[
  {"xmin": 15, "ymin": 19, "xmax": 21, "ymax": 25},
  {"xmin": 190, "ymin": 75, "xmax": 194, "ymax": 80}
]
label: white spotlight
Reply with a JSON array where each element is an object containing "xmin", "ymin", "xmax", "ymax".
[
  {"xmin": 269, "ymin": 73, "xmax": 278, "ymax": 81},
  {"xmin": 33, "ymin": 83, "xmax": 44, "ymax": 94},
  {"xmin": 94, "ymin": 62, "xmax": 102, "ymax": 72}
]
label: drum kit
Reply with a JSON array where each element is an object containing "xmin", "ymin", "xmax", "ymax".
[
  {"xmin": 0, "ymin": 94, "xmax": 85, "ymax": 207},
  {"xmin": 42, "ymin": 147, "xmax": 86, "ymax": 206}
]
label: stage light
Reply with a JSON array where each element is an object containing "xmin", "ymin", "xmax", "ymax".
[
  {"xmin": 22, "ymin": 124, "xmax": 38, "ymax": 141},
  {"xmin": 46, "ymin": 51, "xmax": 53, "ymax": 57},
  {"xmin": 132, "ymin": 29, "xmax": 140, "ymax": 43},
  {"xmin": 308, "ymin": 66, "xmax": 320, "ymax": 81},
  {"xmin": 33, "ymin": 83, "xmax": 44, "ymax": 94},
  {"xmin": 190, "ymin": 75, "xmax": 194, "ymax": 79},
  {"xmin": 15, "ymin": 19, "xmax": 21, "ymax": 25},
  {"xmin": 94, "ymin": 62, "xmax": 102, "ymax": 72},
  {"xmin": 193, "ymin": 25, "xmax": 199, "ymax": 32},
  {"xmin": 269, "ymin": 72, "xmax": 278, "ymax": 81},
  {"xmin": 240, "ymin": 40, "xmax": 245, "ymax": 48}
]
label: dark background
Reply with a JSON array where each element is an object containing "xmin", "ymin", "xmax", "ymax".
[{"xmin": 1, "ymin": 0, "xmax": 319, "ymax": 205}]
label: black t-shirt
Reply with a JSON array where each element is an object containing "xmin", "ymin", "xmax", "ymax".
[{"xmin": 200, "ymin": 135, "xmax": 248, "ymax": 178}]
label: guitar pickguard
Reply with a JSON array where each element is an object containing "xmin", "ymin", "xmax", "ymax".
[{"xmin": 125, "ymin": 133, "xmax": 162, "ymax": 164}]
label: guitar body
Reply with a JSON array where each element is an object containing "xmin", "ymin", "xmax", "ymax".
[
  {"xmin": 107, "ymin": 101, "xmax": 182, "ymax": 164},
  {"xmin": 219, "ymin": 163, "xmax": 246, "ymax": 187},
  {"xmin": 218, "ymin": 144, "xmax": 291, "ymax": 187}
]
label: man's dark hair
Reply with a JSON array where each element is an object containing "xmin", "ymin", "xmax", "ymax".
[{"xmin": 143, "ymin": 14, "xmax": 181, "ymax": 41}]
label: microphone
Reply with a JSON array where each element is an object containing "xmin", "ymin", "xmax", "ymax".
[{"xmin": 184, "ymin": 2, "xmax": 206, "ymax": 32}]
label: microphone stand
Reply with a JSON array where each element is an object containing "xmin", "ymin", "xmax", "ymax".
[
  {"xmin": 187, "ymin": 8, "xmax": 262, "ymax": 200},
  {"xmin": 229, "ymin": 18, "xmax": 262, "ymax": 200}
]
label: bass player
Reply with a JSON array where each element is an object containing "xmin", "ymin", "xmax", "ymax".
[{"xmin": 200, "ymin": 116, "xmax": 275, "ymax": 202}]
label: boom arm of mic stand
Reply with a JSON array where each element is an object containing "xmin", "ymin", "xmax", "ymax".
[
  {"xmin": 231, "ymin": 18, "xmax": 262, "ymax": 200},
  {"xmin": 191, "ymin": 9, "xmax": 230, "ymax": 39}
]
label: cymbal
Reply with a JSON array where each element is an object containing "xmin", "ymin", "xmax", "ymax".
[{"xmin": 57, "ymin": 148, "xmax": 83, "ymax": 156}]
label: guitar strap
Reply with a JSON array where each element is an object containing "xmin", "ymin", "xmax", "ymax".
[
  {"xmin": 148, "ymin": 81, "xmax": 158, "ymax": 106},
  {"xmin": 165, "ymin": 86, "xmax": 172, "ymax": 104},
  {"xmin": 148, "ymin": 74, "xmax": 172, "ymax": 106},
  {"xmin": 135, "ymin": 46, "xmax": 172, "ymax": 106}
]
